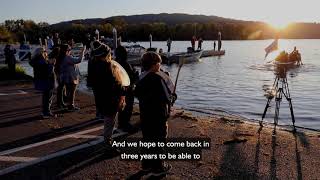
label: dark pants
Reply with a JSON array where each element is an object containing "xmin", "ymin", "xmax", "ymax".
[
  {"xmin": 93, "ymin": 88, "xmax": 103, "ymax": 118},
  {"xmin": 167, "ymin": 46, "xmax": 171, "ymax": 53},
  {"xmin": 56, "ymin": 82, "xmax": 66, "ymax": 107},
  {"xmin": 118, "ymin": 89, "xmax": 134, "ymax": 128},
  {"xmin": 42, "ymin": 89, "xmax": 54, "ymax": 115},
  {"xmin": 66, "ymin": 83, "xmax": 77, "ymax": 107},
  {"xmin": 141, "ymin": 117, "xmax": 168, "ymax": 170}
]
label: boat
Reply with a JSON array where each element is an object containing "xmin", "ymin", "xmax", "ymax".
[
  {"xmin": 167, "ymin": 50, "xmax": 203, "ymax": 64},
  {"xmin": 201, "ymin": 49, "xmax": 225, "ymax": 58},
  {"xmin": 274, "ymin": 50, "xmax": 302, "ymax": 66},
  {"xmin": 71, "ymin": 43, "xmax": 84, "ymax": 58},
  {"xmin": 124, "ymin": 44, "xmax": 146, "ymax": 65}
]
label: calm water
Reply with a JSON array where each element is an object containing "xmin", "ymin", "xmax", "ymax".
[{"xmin": 21, "ymin": 40, "xmax": 320, "ymax": 130}]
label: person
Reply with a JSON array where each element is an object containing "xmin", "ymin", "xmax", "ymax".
[
  {"xmin": 289, "ymin": 46, "xmax": 302, "ymax": 65},
  {"xmin": 53, "ymin": 33, "xmax": 61, "ymax": 48},
  {"xmin": 55, "ymin": 46, "xmax": 67, "ymax": 109},
  {"xmin": 197, "ymin": 37, "xmax": 203, "ymax": 50},
  {"xmin": 191, "ymin": 36, "xmax": 196, "ymax": 51},
  {"xmin": 4, "ymin": 44, "xmax": 16, "ymax": 76},
  {"xmin": 276, "ymin": 51, "xmax": 289, "ymax": 62},
  {"xmin": 29, "ymin": 47, "xmax": 56, "ymax": 118},
  {"xmin": 59, "ymin": 44, "xmax": 86, "ymax": 111},
  {"xmin": 47, "ymin": 36, "xmax": 54, "ymax": 50},
  {"xmin": 214, "ymin": 41, "xmax": 216, "ymax": 51},
  {"xmin": 87, "ymin": 41, "xmax": 127, "ymax": 147},
  {"xmin": 115, "ymin": 45, "xmax": 137, "ymax": 132},
  {"xmin": 68, "ymin": 38, "xmax": 75, "ymax": 48},
  {"xmin": 135, "ymin": 52, "xmax": 177, "ymax": 177},
  {"xmin": 218, "ymin": 31, "xmax": 222, "ymax": 51},
  {"xmin": 166, "ymin": 38, "xmax": 172, "ymax": 53}
]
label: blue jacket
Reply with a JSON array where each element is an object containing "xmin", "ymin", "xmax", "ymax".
[
  {"xmin": 30, "ymin": 57, "xmax": 56, "ymax": 91},
  {"xmin": 59, "ymin": 55, "xmax": 83, "ymax": 84}
]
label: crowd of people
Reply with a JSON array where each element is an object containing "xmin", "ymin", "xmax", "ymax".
[{"xmin": 26, "ymin": 33, "xmax": 177, "ymax": 177}]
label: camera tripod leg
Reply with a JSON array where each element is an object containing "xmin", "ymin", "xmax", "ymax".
[
  {"xmin": 274, "ymin": 88, "xmax": 283, "ymax": 125},
  {"xmin": 261, "ymin": 97, "xmax": 273, "ymax": 126},
  {"xmin": 282, "ymin": 78, "xmax": 296, "ymax": 131},
  {"xmin": 288, "ymin": 98, "xmax": 296, "ymax": 127}
]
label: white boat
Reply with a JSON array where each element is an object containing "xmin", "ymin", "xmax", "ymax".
[
  {"xmin": 125, "ymin": 44, "xmax": 146, "ymax": 65},
  {"xmin": 201, "ymin": 49, "xmax": 225, "ymax": 58},
  {"xmin": 71, "ymin": 43, "xmax": 84, "ymax": 58},
  {"xmin": 168, "ymin": 50, "xmax": 203, "ymax": 64}
]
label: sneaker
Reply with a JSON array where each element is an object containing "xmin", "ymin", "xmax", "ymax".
[
  {"xmin": 68, "ymin": 106, "xmax": 80, "ymax": 112},
  {"xmin": 148, "ymin": 163, "xmax": 172, "ymax": 177}
]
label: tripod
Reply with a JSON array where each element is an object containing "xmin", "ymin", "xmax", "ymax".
[{"xmin": 260, "ymin": 68, "xmax": 296, "ymax": 129}]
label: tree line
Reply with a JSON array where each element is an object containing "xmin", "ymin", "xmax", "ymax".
[{"xmin": 1, "ymin": 18, "xmax": 320, "ymax": 44}]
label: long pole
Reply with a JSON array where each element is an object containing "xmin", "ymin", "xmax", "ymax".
[
  {"xmin": 174, "ymin": 61, "xmax": 183, "ymax": 93},
  {"xmin": 169, "ymin": 57, "xmax": 184, "ymax": 114}
]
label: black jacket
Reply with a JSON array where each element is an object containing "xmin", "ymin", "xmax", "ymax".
[{"xmin": 135, "ymin": 72, "xmax": 171, "ymax": 121}]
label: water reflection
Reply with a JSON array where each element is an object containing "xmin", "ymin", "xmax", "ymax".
[{"xmin": 18, "ymin": 40, "xmax": 320, "ymax": 130}]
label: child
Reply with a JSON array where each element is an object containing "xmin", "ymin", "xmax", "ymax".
[{"xmin": 135, "ymin": 52, "xmax": 176, "ymax": 177}]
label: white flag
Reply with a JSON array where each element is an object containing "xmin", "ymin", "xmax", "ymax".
[{"xmin": 265, "ymin": 39, "xmax": 278, "ymax": 59}]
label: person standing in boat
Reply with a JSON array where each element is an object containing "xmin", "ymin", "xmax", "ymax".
[
  {"xmin": 218, "ymin": 31, "xmax": 222, "ymax": 51},
  {"xmin": 197, "ymin": 37, "xmax": 203, "ymax": 50},
  {"xmin": 135, "ymin": 52, "xmax": 177, "ymax": 177},
  {"xmin": 166, "ymin": 38, "xmax": 172, "ymax": 53},
  {"xmin": 191, "ymin": 36, "xmax": 196, "ymax": 51}
]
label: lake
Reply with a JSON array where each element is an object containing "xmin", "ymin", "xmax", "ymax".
[{"xmin": 20, "ymin": 39, "xmax": 320, "ymax": 130}]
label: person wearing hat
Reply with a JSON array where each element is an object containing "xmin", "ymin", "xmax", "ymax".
[
  {"xmin": 135, "ymin": 52, "xmax": 176, "ymax": 177},
  {"xmin": 87, "ymin": 41, "xmax": 127, "ymax": 147},
  {"xmin": 59, "ymin": 44, "xmax": 86, "ymax": 111},
  {"xmin": 29, "ymin": 47, "xmax": 56, "ymax": 118}
]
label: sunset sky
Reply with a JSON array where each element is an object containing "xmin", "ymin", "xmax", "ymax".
[{"xmin": 0, "ymin": 0, "xmax": 319, "ymax": 27}]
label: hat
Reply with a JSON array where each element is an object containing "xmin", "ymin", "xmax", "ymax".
[{"xmin": 91, "ymin": 41, "xmax": 111, "ymax": 57}]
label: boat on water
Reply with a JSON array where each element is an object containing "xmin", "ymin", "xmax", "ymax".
[
  {"xmin": 167, "ymin": 49, "xmax": 203, "ymax": 64},
  {"xmin": 274, "ymin": 50, "xmax": 302, "ymax": 66},
  {"xmin": 124, "ymin": 44, "xmax": 146, "ymax": 65},
  {"xmin": 201, "ymin": 49, "xmax": 225, "ymax": 58}
]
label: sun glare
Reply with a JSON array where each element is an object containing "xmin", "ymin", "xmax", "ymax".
[{"xmin": 268, "ymin": 19, "xmax": 290, "ymax": 30}]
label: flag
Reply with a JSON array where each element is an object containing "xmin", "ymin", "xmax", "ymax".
[{"xmin": 264, "ymin": 39, "xmax": 278, "ymax": 59}]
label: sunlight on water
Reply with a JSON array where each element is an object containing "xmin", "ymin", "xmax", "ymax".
[{"xmin": 17, "ymin": 39, "xmax": 320, "ymax": 130}]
